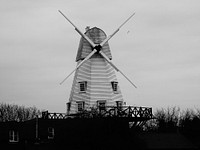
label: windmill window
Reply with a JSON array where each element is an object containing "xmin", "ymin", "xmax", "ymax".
[
  {"xmin": 116, "ymin": 101, "xmax": 123, "ymax": 110},
  {"xmin": 111, "ymin": 81, "xmax": 118, "ymax": 93},
  {"xmin": 67, "ymin": 102, "xmax": 71, "ymax": 114},
  {"xmin": 48, "ymin": 127, "xmax": 55, "ymax": 139},
  {"xmin": 97, "ymin": 100, "xmax": 106, "ymax": 111},
  {"xmin": 9, "ymin": 130, "xmax": 19, "ymax": 143},
  {"xmin": 79, "ymin": 81, "xmax": 87, "ymax": 93},
  {"xmin": 77, "ymin": 101, "xmax": 85, "ymax": 112}
]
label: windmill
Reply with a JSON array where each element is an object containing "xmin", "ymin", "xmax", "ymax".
[{"xmin": 59, "ymin": 11, "xmax": 137, "ymax": 115}]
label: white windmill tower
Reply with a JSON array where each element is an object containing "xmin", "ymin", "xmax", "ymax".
[{"xmin": 59, "ymin": 11, "xmax": 137, "ymax": 115}]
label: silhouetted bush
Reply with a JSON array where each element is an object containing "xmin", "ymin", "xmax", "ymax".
[
  {"xmin": 179, "ymin": 108, "xmax": 200, "ymax": 135},
  {"xmin": 144, "ymin": 107, "xmax": 180, "ymax": 132},
  {"xmin": 157, "ymin": 107, "xmax": 180, "ymax": 132}
]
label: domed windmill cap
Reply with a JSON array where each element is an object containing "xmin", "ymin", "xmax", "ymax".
[{"xmin": 76, "ymin": 27, "xmax": 112, "ymax": 62}]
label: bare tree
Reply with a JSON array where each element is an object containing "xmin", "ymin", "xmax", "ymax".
[
  {"xmin": 0, "ymin": 103, "xmax": 41, "ymax": 122},
  {"xmin": 152, "ymin": 107, "xmax": 180, "ymax": 132}
]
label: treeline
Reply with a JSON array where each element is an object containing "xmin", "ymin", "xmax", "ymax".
[
  {"xmin": 145, "ymin": 106, "xmax": 200, "ymax": 133},
  {"xmin": 0, "ymin": 103, "xmax": 41, "ymax": 122},
  {"xmin": 1, "ymin": 103, "xmax": 200, "ymax": 133}
]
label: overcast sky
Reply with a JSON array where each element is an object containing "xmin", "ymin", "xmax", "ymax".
[{"xmin": 1, "ymin": 0, "xmax": 200, "ymax": 112}]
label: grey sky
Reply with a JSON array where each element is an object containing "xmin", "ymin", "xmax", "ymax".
[{"xmin": 1, "ymin": 0, "xmax": 200, "ymax": 112}]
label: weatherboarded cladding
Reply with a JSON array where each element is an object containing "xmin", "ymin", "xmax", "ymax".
[
  {"xmin": 69, "ymin": 27, "xmax": 123, "ymax": 114},
  {"xmin": 69, "ymin": 56, "xmax": 123, "ymax": 114}
]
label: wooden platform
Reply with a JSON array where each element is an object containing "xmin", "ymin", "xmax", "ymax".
[{"xmin": 42, "ymin": 106, "xmax": 153, "ymax": 121}]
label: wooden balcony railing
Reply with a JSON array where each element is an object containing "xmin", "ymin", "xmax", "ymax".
[{"xmin": 42, "ymin": 106, "xmax": 153, "ymax": 121}]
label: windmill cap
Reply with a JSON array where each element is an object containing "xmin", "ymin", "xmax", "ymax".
[{"xmin": 76, "ymin": 27, "xmax": 112, "ymax": 62}]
